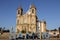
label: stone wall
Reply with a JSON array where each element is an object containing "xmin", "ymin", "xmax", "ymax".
[{"xmin": 0, "ymin": 33, "xmax": 9, "ymax": 39}]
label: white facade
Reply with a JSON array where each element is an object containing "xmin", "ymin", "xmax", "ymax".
[{"xmin": 37, "ymin": 20, "xmax": 46, "ymax": 33}]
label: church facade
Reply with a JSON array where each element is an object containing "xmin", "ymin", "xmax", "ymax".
[
  {"xmin": 16, "ymin": 4, "xmax": 46, "ymax": 34},
  {"xmin": 16, "ymin": 4, "xmax": 37, "ymax": 33}
]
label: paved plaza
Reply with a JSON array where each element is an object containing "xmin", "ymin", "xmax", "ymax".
[{"xmin": 0, "ymin": 38, "xmax": 60, "ymax": 40}]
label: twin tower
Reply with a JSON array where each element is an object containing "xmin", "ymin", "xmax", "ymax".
[{"xmin": 16, "ymin": 4, "xmax": 46, "ymax": 34}]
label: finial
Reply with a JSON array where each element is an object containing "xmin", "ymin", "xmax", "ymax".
[
  {"xmin": 17, "ymin": 5, "xmax": 22, "ymax": 10},
  {"xmin": 30, "ymin": 3, "xmax": 36, "ymax": 9}
]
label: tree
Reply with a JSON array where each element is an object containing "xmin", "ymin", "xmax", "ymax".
[
  {"xmin": 0, "ymin": 27, "xmax": 2, "ymax": 31},
  {"xmin": 54, "ymin": 29, "xmax": 57, "ymax": 31}
]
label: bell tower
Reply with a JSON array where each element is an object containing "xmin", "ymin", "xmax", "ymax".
[
  {"xmin": 16, "ymin": 6, "xmax": 23, "ymax": 33},
  {"xmin": 28, "ymin": 4, "xmax": 36, "ymax": 33},
  {"xmin": 17, "ymin": 6, "xmax": 23, "ymax": 15},
  {"xmin": 29, "ymin": 3, "xmax": 36, "ymax": 15}
]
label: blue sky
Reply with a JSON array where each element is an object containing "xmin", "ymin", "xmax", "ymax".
[{"xmin": 0, "ymin": 0, "xmax": 60, "ymax": 30}]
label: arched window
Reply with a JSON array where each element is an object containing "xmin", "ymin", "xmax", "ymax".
[
  {"xmin": 18, "ymin": 10, "xmax": 20, "ymax": 14},
  {"xmin": 17, "ymin": 20, "xmax": 19, "ymax": 24},
  {"xmin": 32, "ymin": 9, "xmax": 34, "ymax": 13}
]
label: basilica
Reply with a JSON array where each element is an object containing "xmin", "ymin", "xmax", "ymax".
[{"xmin": 16, "ymin": 4, "xmax": 46, "ymax": 34}]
